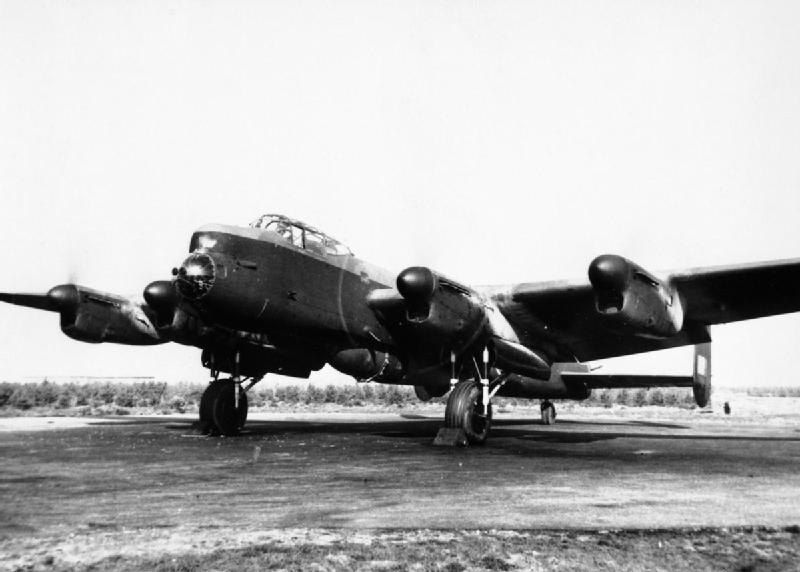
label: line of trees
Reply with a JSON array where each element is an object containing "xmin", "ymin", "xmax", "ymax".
[
  {"xmin": 745, "ymin": 386, "xmax": 800, "ymax": 397},
  {"xmin": 0, "ymin": 379, "xmax": 711, "ymax": 413},
  {"xmin": 0, "ymin": 380, "xmax": 416, "ymax": 413}
]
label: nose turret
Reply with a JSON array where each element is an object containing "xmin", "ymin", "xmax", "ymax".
[{"xmin": 174, "ymin": 252, "xmax": 216, "ymax": 300}]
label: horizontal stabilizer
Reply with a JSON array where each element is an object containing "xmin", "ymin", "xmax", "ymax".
[{"xmin": 561, "ymin": 373, "xmax": 694, "ymax": 389}]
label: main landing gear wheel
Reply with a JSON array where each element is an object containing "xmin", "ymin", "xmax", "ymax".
[
  {"xmin": 540, "ymin": 400, "xmax": 556, "ymax": 425},
  {"xmin": 445, "ymin": 380, "xmax": 492, "ymax": 445},
  {"xmin": 212, "ymin": 382, "xmax": 249, "ymax": 436},
  {"xmin": 199, "ymin": 381, "xmax": 225, "ymax": 434},
  {"xmin": 199, "ymin": 380, "xmax": 248, "ymax": 436}
]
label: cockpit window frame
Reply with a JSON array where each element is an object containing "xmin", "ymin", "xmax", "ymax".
[{"xmin": 250, "ymin": 213, "xmax": 353, "ymax": 257}]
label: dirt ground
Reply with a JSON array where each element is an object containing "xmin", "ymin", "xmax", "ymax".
[{"xmin": 1, "ymin": 408, "xmax": 799, "ymax": 570}]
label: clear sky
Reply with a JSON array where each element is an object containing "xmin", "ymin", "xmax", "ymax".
[{"xmin": 1, "ymin": 1, "xmax": 799, "ymax": 386}]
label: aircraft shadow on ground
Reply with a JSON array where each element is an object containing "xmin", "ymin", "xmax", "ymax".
[
  {"xmin": 89, "ymin": 415, "xmax": 800, "ymax": 445},
  {"xmin": 244, "ymin": 419, "xmax": 800, "ymax": 445}
]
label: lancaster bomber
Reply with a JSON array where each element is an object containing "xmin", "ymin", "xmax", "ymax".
[{"xmin": 2, "ymin": 214, "xmax": 799, "ymax": 443}]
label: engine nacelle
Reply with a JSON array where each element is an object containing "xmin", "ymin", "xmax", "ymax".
[
  {"xmin": 588, "ymin": 255, "xmax": 684, "ymax": 338},
  {"xmin": 56, "ymin": 285, "xmax": 164, "ymax": 345},
  {"xmin": 495, "ymin": 372, "xmax": 592, "ymax": 401},
  {"xmin": 328, "ymin": 348, "xmax": 405, "ymax": 382},
  {"xmin": 393, "ymin": 266, "xmax": 487, "ymax": 348},
  {"xmin": 492, "ymin": 338, "xmax": 551, "ymax": 379}
]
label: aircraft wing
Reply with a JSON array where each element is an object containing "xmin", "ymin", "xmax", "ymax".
[
  {"xmin": 495, "ymin": 281, "xmax": 707, "ymax": 362},
  {"xmin": 668, "ymin": 258, "xmax": 800, "ymax": 324},
  {"xmin": 495, "ymin": 257, "xmax": 800, "ymax": 362},
  {"xmin": 0, "ymin": 284, "xmax": 167, "ymax": 345}
]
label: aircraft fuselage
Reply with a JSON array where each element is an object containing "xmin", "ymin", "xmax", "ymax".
[{"xmin": 178, "ymin": 224, "xmax": 399, "ymax": 349}]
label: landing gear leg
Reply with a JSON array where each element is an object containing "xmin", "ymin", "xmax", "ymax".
[
  {"xmin": 540, "ymin": 400, "xmax": 556, "ymax": 425},
  {"xmin": 440, "ymin": 368, "xmax": 510, "ymax": 446}
]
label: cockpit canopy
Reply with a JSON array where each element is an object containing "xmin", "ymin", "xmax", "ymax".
[{"xmin": 249, "ymin": 214, "xmax": 352, "ymax": 256}]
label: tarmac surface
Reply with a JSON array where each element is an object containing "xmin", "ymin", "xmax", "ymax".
[{"xmin": 1, "ymin": 409, "xmax": 800, "ymax": 567}]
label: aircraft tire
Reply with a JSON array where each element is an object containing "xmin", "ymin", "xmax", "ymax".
[
  {"xmin": 199, "ymin": 381, "xmax": 226, "ymax": 434},
  {"xmin": 541, "ymin": 401, "xmax": 556, "ymax": 425},
  {"xmin": 444, "ymin": 380, "xmax": 492, "ymax": 444},
  {"xmin": 211, "ymin": 382, "xmax": 249, "ymax": 437}
]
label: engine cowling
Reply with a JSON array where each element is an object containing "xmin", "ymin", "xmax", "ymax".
[
  {"xmin": 392, "ymin": 266, "xmax": 487, "ymax": 349},
  {"xmin": 588, "ymin": 254, "xmax": 684, "ymax": 338},
  {"xmin": 55, "ymin": 285, "xmax": 164, "ymax": 345}
]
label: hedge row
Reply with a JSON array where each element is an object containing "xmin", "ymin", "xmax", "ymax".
[
  {"xmin": 745, "ymin": 386, "xmax": 800, "ymax": 398},
  {"xmin": 0, "ymin": 380, "xmax": 417, "ymax": 412},
  {"xmin": 0, "ymin": 380, "xmax": 706, "ymax": 412}
]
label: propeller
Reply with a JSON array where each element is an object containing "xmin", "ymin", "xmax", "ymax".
[
  {"xmin": 1, "ymin": 261, "xmax": 82, "ymax": 314},
  {"xmin": 66, "ymin": 267, "xmax": 79, "ymax": 286}
]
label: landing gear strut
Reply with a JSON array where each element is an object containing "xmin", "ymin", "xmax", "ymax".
[
  {"xmin": 442, "ymin": 360, "xmax": 510, "ymax": 445},
  {"xmin": 540, "ymin": 400, "xmax": 556, "ymax": 425}
]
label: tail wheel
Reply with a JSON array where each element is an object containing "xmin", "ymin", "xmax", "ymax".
[
  {"xmin": 199, "ymin": 381, "xmax": 226, "ymax": 434},
  {"xmin": 445, "ymin": 380, "xmax": 492, "ymax": 444},
  {"xmin": 212, "ymin": 382, "xmax": 249, "ymax": 436},
  {"xmin": 541, "ymin": 401, "xmax": 556, "ymax": 425}
]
